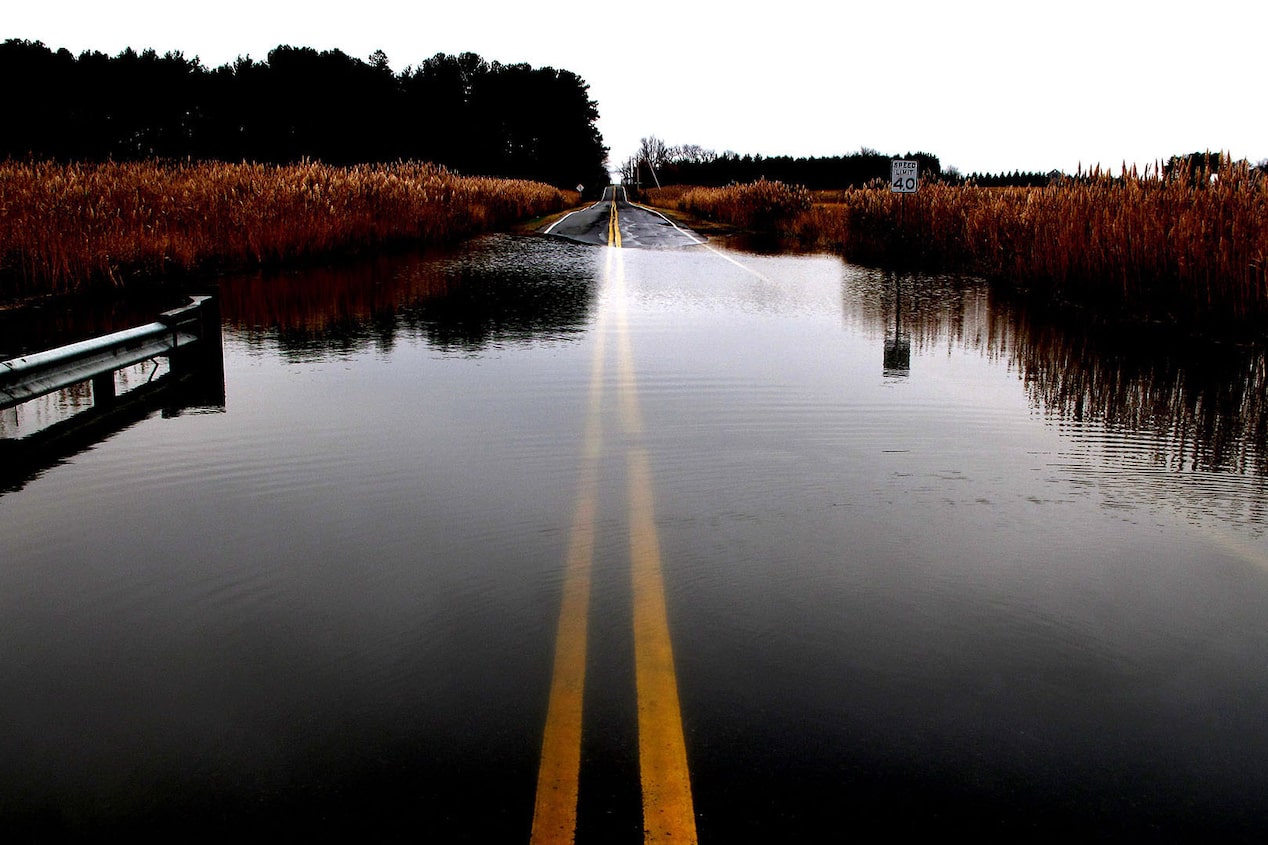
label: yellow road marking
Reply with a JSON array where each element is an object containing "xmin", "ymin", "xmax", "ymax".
[
  {"xmin": 533, "ymin": 229, "xmax": 695, "ymax": 845},
  {"xmin": 612, "ymin": 248, "xmax": 697, "ymax": 844},
  {"xmin": 529, "ymin": 471, "xmax": 596, "ymax": 845},
  {"xmin": 627, "ymin": 445, "xmax": 696, "ymax": 843},
  {"xmin": 609, "ymin": 198, "xmax": 622, "ymax": 249},
  {"xmin": 530, "ymin": 265, "xmax": 610, "ymax": 845}
]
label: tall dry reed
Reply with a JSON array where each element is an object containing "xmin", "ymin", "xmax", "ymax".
[
  {"xmin": 0, "ymin": 160, "xmax": 572, "ymax": 299},
  {"xmin": 655, "ymin": 180, "xmax": 812, "ymax": 232},
  {"xmin": 650, "ymin": 158, "xmax": 1268, "ymax": 329}
]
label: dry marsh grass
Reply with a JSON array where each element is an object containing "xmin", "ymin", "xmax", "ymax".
[
  {"xmin": 654, "ymin": 180, "xmax": 812, "ymax": 232},
  {"xmin": 0, "ymin": 160, "xmax": 572, "ymax": 299},
  {"xmin": 650, "ymin": 159, "xmax": 1268, "ymax": 329}
]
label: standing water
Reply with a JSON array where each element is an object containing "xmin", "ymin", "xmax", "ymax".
[{"xmin": 1, "ymin": 234, "xmax": 1266, "ymax": 840}]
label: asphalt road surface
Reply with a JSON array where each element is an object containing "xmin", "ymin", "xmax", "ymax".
[{"xmin": 543, "ymin": 187, "xmax": 705, "ymax": 249}]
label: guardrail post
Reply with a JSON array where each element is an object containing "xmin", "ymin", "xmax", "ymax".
[
  {"xmin": 1, "ymin": 294, "xmax": 221, "ymax": 415},
  {"xmin": 92, "ymin": 373, "xmax": 116, "ymax": 405},
  {"xmin": 169, "ymin": 294, "xmax": 221, "ymax": 379}
]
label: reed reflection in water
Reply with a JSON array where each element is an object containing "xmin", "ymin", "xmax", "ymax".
[
  {"xmin": 218, "ymin": 234, "xmax": 599, "ymax": 358},
  {"xmin": 842, "ymin": 265, "xmax": 1268, "ymax": 532}
]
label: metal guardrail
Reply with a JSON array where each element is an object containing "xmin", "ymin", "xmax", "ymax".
[{"xmin": 0, "ymin": 296, "xmax": 213, "ymax": 411}]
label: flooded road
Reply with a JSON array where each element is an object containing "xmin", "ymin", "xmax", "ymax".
[{"xmin": 3, "ymin": 233, "xmax": 1268, "ymax": 840}]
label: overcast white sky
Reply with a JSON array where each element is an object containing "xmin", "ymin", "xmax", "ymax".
[{"xmin": 7, "ymin": 1, "xmax": 1265, "ymax": 176}]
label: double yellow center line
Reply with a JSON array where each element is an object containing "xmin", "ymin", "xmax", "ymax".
[
  {"xmin": 607, "ymin": 196, "xmax": 623, "ymax": 249},
  {"xmin": 530, "ymin": 242, "xmax": 696, "ymax": 844}
]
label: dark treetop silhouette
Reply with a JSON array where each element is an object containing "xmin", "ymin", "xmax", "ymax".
[{"xmin": 0, "ymin": 40, "xmax": 609, "ymax": 191}]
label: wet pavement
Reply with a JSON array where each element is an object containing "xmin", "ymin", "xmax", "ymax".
[{"xmin": 543, "ymin": 187, "xmax": 705, "ymax": 250}]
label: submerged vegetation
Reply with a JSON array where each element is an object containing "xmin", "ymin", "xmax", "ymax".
[
  {"xmin": 648, "ymin": 156, "xmax": 1268, "ymax": 332},
  {"xmin": 0, "ymin": 160, "xmax": 573, "ymax": 300}
]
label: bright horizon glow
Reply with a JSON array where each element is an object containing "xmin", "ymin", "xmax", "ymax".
[{"xmin": 5, "ymin": 1, "xmax": 1265, "ymax": 177}]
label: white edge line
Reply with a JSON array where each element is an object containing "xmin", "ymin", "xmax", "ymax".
[
  {"xmin": 543, "ymin": 199, "xmax": 607, "ymax": 235},
  {"xmin": 627, "ymin": 195, "xmax": 778, "ymax": 282},
  {"xmin": 628, "ymin": 202, "xmax": 707, "ymax": 246},
  {"xmin": 701, "ymin": 243, "xmax": 777, "ymax": 284}
]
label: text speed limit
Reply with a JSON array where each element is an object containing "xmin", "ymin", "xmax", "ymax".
[{"xmin": 891, "ymin": 160, "xmax": 919, "ymax": 193}]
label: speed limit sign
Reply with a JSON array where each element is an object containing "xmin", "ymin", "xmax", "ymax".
[{"xmin": 891, "ymin": 160, "xmax": 919, "ymax": 193}]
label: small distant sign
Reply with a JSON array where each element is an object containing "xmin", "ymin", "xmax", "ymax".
[
  {"xmin": 576, "ymin": 183, "xmax": 585, "ymax": 193},
  {"xmin": 890, "ymin": 160, "xmax": 919, "ymax": 193}
]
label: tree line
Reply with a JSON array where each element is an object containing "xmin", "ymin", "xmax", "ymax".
[
  {"xmin": 619, "ymin": 138, "xmax": 944, "ymax": 189},
  {"xmin": 963, "ymin": 153, "xmax": 1268, "ymax": 188},
  {"xmin": 0, "ymin": 39, "xmax": 609, "ymax": 191},
  {"xmin": 622, "ymin": 137, "xmax": 1268, "ymax": 190}
]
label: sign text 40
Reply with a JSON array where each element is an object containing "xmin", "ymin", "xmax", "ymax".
[{"xmin": 891, "ymin": 160, "xmax": 919, "ymax": 194}]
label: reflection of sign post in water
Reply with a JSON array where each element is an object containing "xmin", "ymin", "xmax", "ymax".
[{"xmin": 883, "ymin": 274, "xmax": 911, "ymax": 378}]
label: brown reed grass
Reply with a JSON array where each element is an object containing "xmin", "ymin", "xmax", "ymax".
[
  {"xmin": 662, "ymin": 180, "xmax": 812, "ymax": 232},
  {"xmin": 649, "ymin": 158, "xmax": 1268, "ymax": 330},
  {"xmin": 0, "ymin": 160, "xmax": 572, "ymax": 299}
]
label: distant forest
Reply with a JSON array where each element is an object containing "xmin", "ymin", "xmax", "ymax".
[
  {"xmin": 0, "ymin": 39, "xmax": 610, "ymax": 190},
  {"xmin": 620, "ymin": 140, "xmax": 948, "ymax": 189},
  {"xmin": 623, "ymin": 138, "xmax": 1268, "ymax": 190}
]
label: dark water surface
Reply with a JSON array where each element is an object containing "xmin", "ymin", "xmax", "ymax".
[{"xmin": 2, "ymin": 234, "xmax": 1267, "ymax": 840}]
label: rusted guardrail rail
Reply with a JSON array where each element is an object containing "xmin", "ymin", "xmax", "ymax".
[{"xmin": 0, "ymin": 296, "xmax": 215, "ymax": 412}]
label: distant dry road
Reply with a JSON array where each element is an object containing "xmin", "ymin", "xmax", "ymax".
[{"xmin": 543, "ymin": 186, "xmax": 705, "ymax": 249}]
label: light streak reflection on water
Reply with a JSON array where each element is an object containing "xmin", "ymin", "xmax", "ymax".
[{"xmin": 1, "ymin": 233, "xmax": 1266, "ymax": 839}]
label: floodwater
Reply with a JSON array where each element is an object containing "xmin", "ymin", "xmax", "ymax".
[{"xmin": 2, "ymin": 234, "xmax": 1267, "ymax": 840}]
